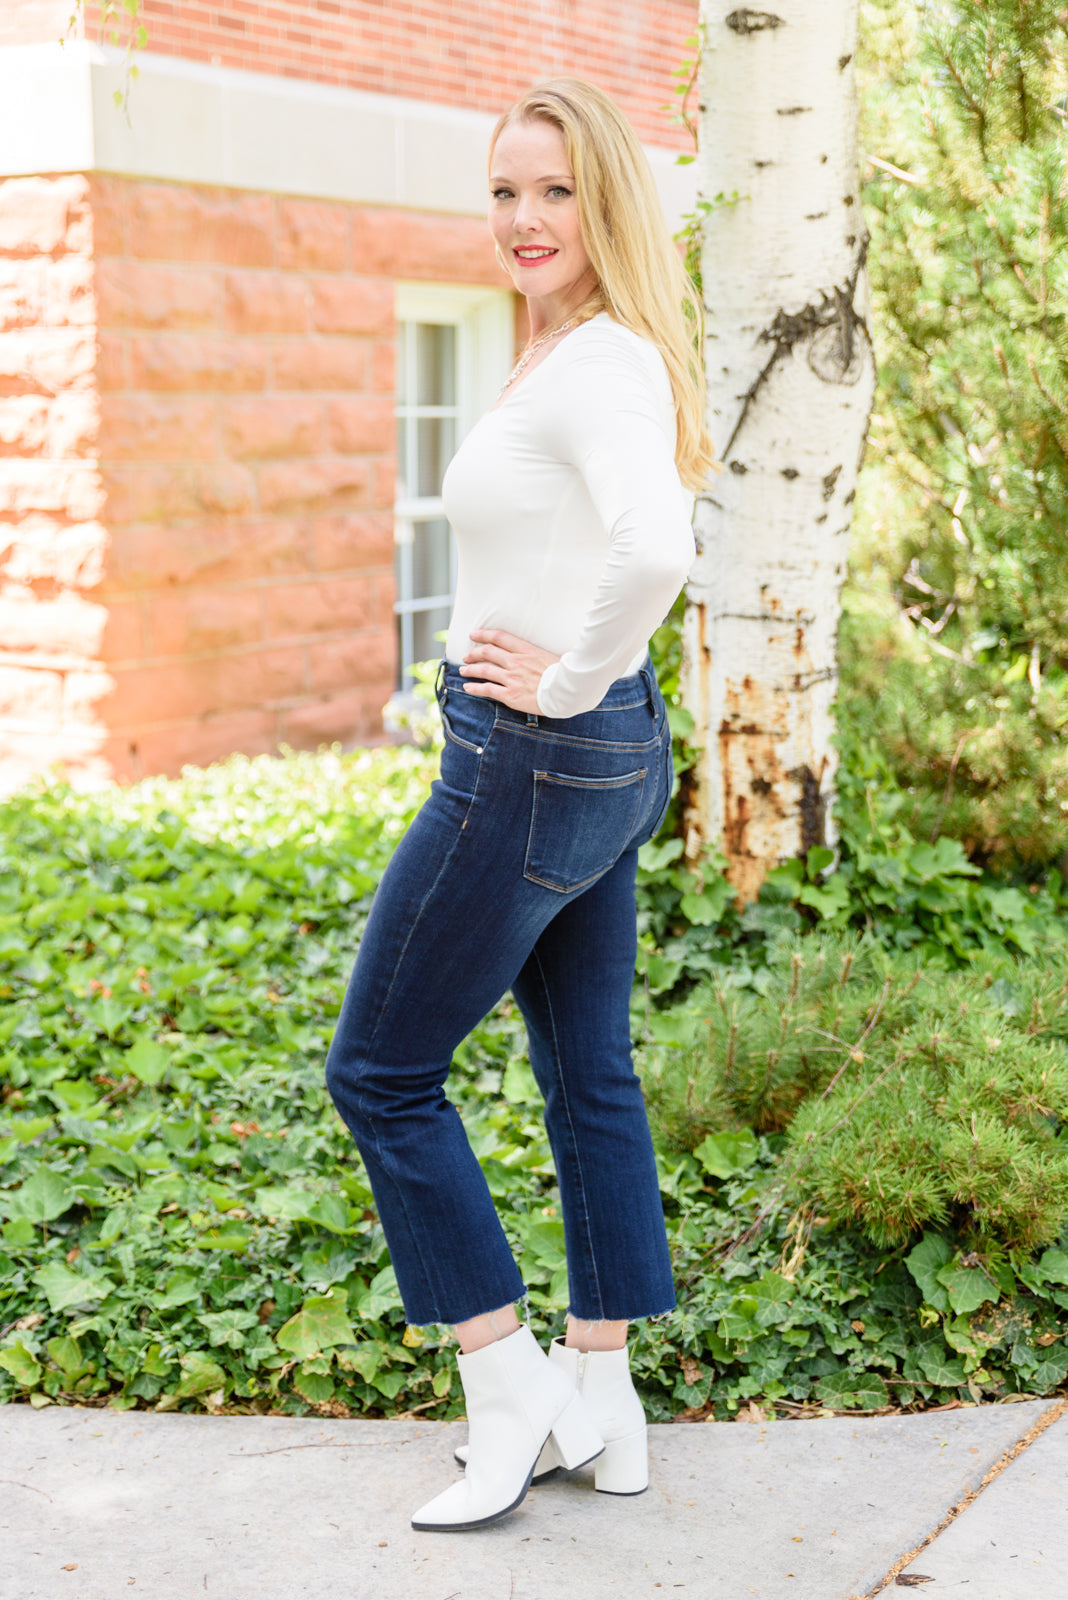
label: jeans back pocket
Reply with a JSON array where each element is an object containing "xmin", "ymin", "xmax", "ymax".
[{"xmin": 523, "ymin": 767, "xmax": 647, "ymax": 894}]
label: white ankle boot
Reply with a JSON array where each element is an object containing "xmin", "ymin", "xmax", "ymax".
[
  {"xmin": 454, "ymin": 1336, "xmax": 649, "ymax": 1495},
  {"xmin": 411, "ymin": 1324, "xmax": 604, "ymax": 1532}
]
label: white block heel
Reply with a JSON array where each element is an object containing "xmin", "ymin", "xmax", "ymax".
[
  {"xmin": 549, "ymin": 1391, "xmax": 605, "ymax": 1471},
  {"xmin": 453, "ymin": 1336, "xmax": 649, "ymax": 1495},
  {"xmin": 594, "ymin": 1423, "xmax": 649, "ymax": 1495}
]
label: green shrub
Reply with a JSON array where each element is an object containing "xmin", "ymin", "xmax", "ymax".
[
  {"xmin": 641, "ymin": 935, "xmax": 894, "ymax": 1140},
  {"xmin": 847, "ymin": 0, "xmax": 1068, "ymax": 868},
  {"xmin": 642, "ymin": 934, "xmax": 1068, "ymax": 1252}
]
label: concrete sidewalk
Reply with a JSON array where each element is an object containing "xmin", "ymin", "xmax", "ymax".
[{"xmin": 1, "ymin": 1399, "xmax": 1064, "ymax": 1600}]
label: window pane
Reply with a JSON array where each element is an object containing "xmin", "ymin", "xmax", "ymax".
[
  {"xmin": 412, "ymin": 518, "xmax": 452, "ymax": 599},
  {"xmin": 416, "ymin": 416, "xmax": 456, "ymax": 497},
  {"xmin": 410, "ymin": 602, "xmax": 451, "ymax": 666},
  {"xmin": 416, "ymin": 322, "xmax": 456, "ymax": 407},
  {"xmin": 395, "ymin": 417, "xmax": 411, "ymax": 499},
  {"xmin": 396, "ymin": 323, "xmax": 411, "ymax": 407}
]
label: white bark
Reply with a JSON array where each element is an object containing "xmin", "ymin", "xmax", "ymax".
[{"xmin": 684, "ymin": 2, "xmax": 875, "ymax": 903}]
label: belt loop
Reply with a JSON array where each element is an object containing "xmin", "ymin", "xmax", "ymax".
[
  {"xmin": 641, "ymin": 657, "xmax": 662, "ymax": 732},
  {"xmin": 434, "ymin": 657, "xmax": 446, "ymax": 702},
  {"xmin": 526, "ymin": 712, "xmax": 539, "ymax": 727}
]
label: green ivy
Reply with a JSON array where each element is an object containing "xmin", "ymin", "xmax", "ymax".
[{"xmin": 2, "ymin": 749, "xmax": 1066, "ymax": 1421}]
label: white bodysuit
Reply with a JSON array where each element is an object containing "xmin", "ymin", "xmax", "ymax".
[{"xmin": 441, "ymin": 311, "xmax": 696, "ymax": 720}]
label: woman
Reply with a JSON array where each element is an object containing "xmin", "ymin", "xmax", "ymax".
[{"xmin": 325, "ymin": 77, "xmax": 717, "ymax": 1533}]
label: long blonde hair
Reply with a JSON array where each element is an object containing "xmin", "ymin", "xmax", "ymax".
[{"xmin": 491, "ymin": 78, "xmax": 719, "ymax": 491}]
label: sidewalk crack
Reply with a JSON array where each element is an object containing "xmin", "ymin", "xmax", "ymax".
[{"xmin": 852, "ymin": 1398, "xmax": 1067, "ymax": 1598}]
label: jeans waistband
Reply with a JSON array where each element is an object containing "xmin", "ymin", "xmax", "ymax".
[{"xmin": 436, "ymin": 656, "xmax": 658, "ymax": 713}]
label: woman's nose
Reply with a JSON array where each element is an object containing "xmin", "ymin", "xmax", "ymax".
[{"xmin": 513, "ymin": 196, "xmax": 542, "ymax": 232}]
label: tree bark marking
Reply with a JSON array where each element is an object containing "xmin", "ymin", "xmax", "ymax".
[
  {"xmin": 685, "ymin": 0, "xmax": 875, "ymax": 900},
  {"xmin": 725, "ymin": 9, "xmax": 786, "ymax": 33}
]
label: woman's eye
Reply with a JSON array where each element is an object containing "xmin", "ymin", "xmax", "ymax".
[
  {"xmin": 548, "ymin": 186, "xmax": 573, "ymax": 199},
  {"xmin": 491, "ymin": 188, "xmax": 514, "ymax": 201}
]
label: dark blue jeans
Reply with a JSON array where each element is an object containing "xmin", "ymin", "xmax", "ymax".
[{"xmin": 324, "ymin": 658, "xmax": 677, "ymax": 1326}]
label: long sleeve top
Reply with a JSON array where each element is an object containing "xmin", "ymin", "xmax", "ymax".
[{"xmin": 441, "ymin": 311, "xmax": 695, "ymax": 719}]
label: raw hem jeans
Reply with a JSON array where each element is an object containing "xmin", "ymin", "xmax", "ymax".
[{"xmin": 324, "ymin": 658, "xmax": 677, "ymax": 1327}]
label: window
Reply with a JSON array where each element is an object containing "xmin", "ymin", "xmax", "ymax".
[{"xmin": 393, "ymin": 284, "xmax": 513, "ymax": 693}]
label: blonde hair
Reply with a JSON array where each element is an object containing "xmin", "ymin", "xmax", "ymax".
[{"xmin": 491, "ymin": 78, "xmax": 720, "ymax": 491}]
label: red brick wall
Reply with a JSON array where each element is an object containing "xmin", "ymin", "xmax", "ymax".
[
  {"xmin": 0, "ymin": 173, "xmax": 500, "ymax": 788},
  {"xmin": 80, "ymin": 0, "xmax": 698, "ymax": 149}
]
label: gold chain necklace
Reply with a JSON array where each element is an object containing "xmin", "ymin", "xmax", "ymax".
[{"xmin": 497, "ymin": 318, "xmax": 577, "ymax": 399}]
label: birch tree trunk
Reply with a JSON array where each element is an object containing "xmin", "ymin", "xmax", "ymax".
[{"xmin": 682, "ymin": 2, "xmax": 876, "ymax": 903}]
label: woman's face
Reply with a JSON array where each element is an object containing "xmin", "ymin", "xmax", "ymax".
[{"xmin": 489, "ymin": 118, "xmax": 595, "ymax": 314}]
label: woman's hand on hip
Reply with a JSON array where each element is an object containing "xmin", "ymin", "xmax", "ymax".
[{"xmin": 460, "ymin": 629, "xmax": 560, "ymax": 714}]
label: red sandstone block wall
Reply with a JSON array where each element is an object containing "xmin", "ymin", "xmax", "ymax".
[
  {"xmin": 0, "ymin": 175, "xmax": 108, "ymax": 787},
  {"xmin": 0, "ymin": 173, "xmax": 500, "ymax": 788},
  {"xmin": 78, "ymin": 0, "xmax": 697, "ymax": 148}
]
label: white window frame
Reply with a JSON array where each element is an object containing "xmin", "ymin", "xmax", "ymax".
[{"xmin": 392, "ymin": 283, "xmax": 514, "ymax": 698}]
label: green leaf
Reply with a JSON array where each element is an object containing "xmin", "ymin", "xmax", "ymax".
[
  {"xmin": 197, "ymin": 1310, "xmax": 259, "ymax": 1349},
  {"xmin": 510, "ymin": 1215, "xmax": 566, "ymax": 1270},
  {"xmin": 2, "ymin": 1217, "xmax": 35, "ymax": 1249},
  {"xmin": 943, "ymin": 1316, "xmax": 982, "ymax": 1359},
  {"xmin": 88, "ymin": 1143, "xmax": 139, "ymax": 1178},
  {"xmin": 502, "ymin": 1059, "xmax": 539, "ymax": 1105},
  {"xmin": 155, "ymin": 1269, "xmax": 202, "ymax": 1309},
  {"xmin": 916, "ymin": 1342, "xmax": 968, "ymax": 1388},
  {"xmin": 1036, "ymin": 1249, "xmax": 1068, "ymax": 1287},
  {"xmin": 638, "ymin": 837, "xmax": 685, "ymax": 872},
  {"xmin": 750, "ymin": 1271, "xmax": 794, "ymax": 1327},
  {"xmin": 0, "ymin": 1342, "xmax": 42, "ymax": 1387},
  {"xmin": 173, "ymin": 1351, "xmax": 227, "ymax": 1398},
  {"xmin": 193, "ymin": 1228, "xmax": 251, "ymax": 1253},
  {"xmin": 8, "ymin": 1116, "xmax": 53, "ymax": 1143},
  {"xmin": 799, "ymin": 877, "xmax": 851, "ymax": 919},
  {"xmin": 937, "ymin": 1259, "xmax": 1000, "ymax": 1316},
  {"xmin": 680, "ymin": 879, "xmax": 732, "ymax": 926},
  {"xmin": 251, "ymin": 1187, "xmax": 351, "ymax": 1233},
  {"xmin": 694, "ymin": 1129, "xmax": 759, "ymax": 1179},
  {"xmin": 294, "ymin": 1365, "xmax": 335, "ymax": 1404},
  {"xmin": 636, "ymin": 946, "xmax": 684, "ymax": 995},
  {"xmin": 356, "ymin": 1266, "xmax": 402, "ymax": 1322},
  {"xmin": 816, "ymin": 1369, "xmax": 890, "ymax": 1411},
  {"xmin": 701, "ymin": 1328, "xmax": 732, "ymax": 1362},
  {"xmin": 764, "ymin": 860, "xmax": 804, "ymax": 896},
  {"xmin": 806, "ymin": 846, "xmax": 835, "ymax": 878},
  {"xmin": 302, "ymin": 1194, "xmax": 353, "ymax": 1235},
  {"xmin": 46, "ymin": 1336, "xmax": 83, "ymax": 1375},
  {"xmin": 95, "ymin": 1205, "xmax": 131, "ymax": 1248},
  {"xmin": 92, "ymin": 996, "xmax": 133, "ymax": 1038},
  {"xmin": 35, "ymin": 1262, "xmax": 114, "ymax": 1312},
  {"xmin": 276, "ymin": 1290, "xmax": 355, "ymax": 1359},
  {"xmin": 907, "ymin": 840, "xmax": 980, "ymax": 881},
  {"xmin": 371, "ymin": 1369, "xmax": 408, "ymax": 1399},
  {"xmin": 906, "ymin": 1233, "xmax": 953, "ymax": 1313},
  {"xmin": 125, "ymin": 1038, "xmax": 170, "ymax": 1085},
  {"xmin": 1025, "ymin": 1349, "xmax": 1068, "ymax": 1391},
  {"xmin": 49, "ymin": 1078, "xmax": 105, "ymax": 1117},
  {"xmin": 336, "ymin": 1343, "xmax": 381, "ymax": 1382},
  {"xmin": 8, "ymin": 1168, "xmax": 75, "ymax": 1224}
]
